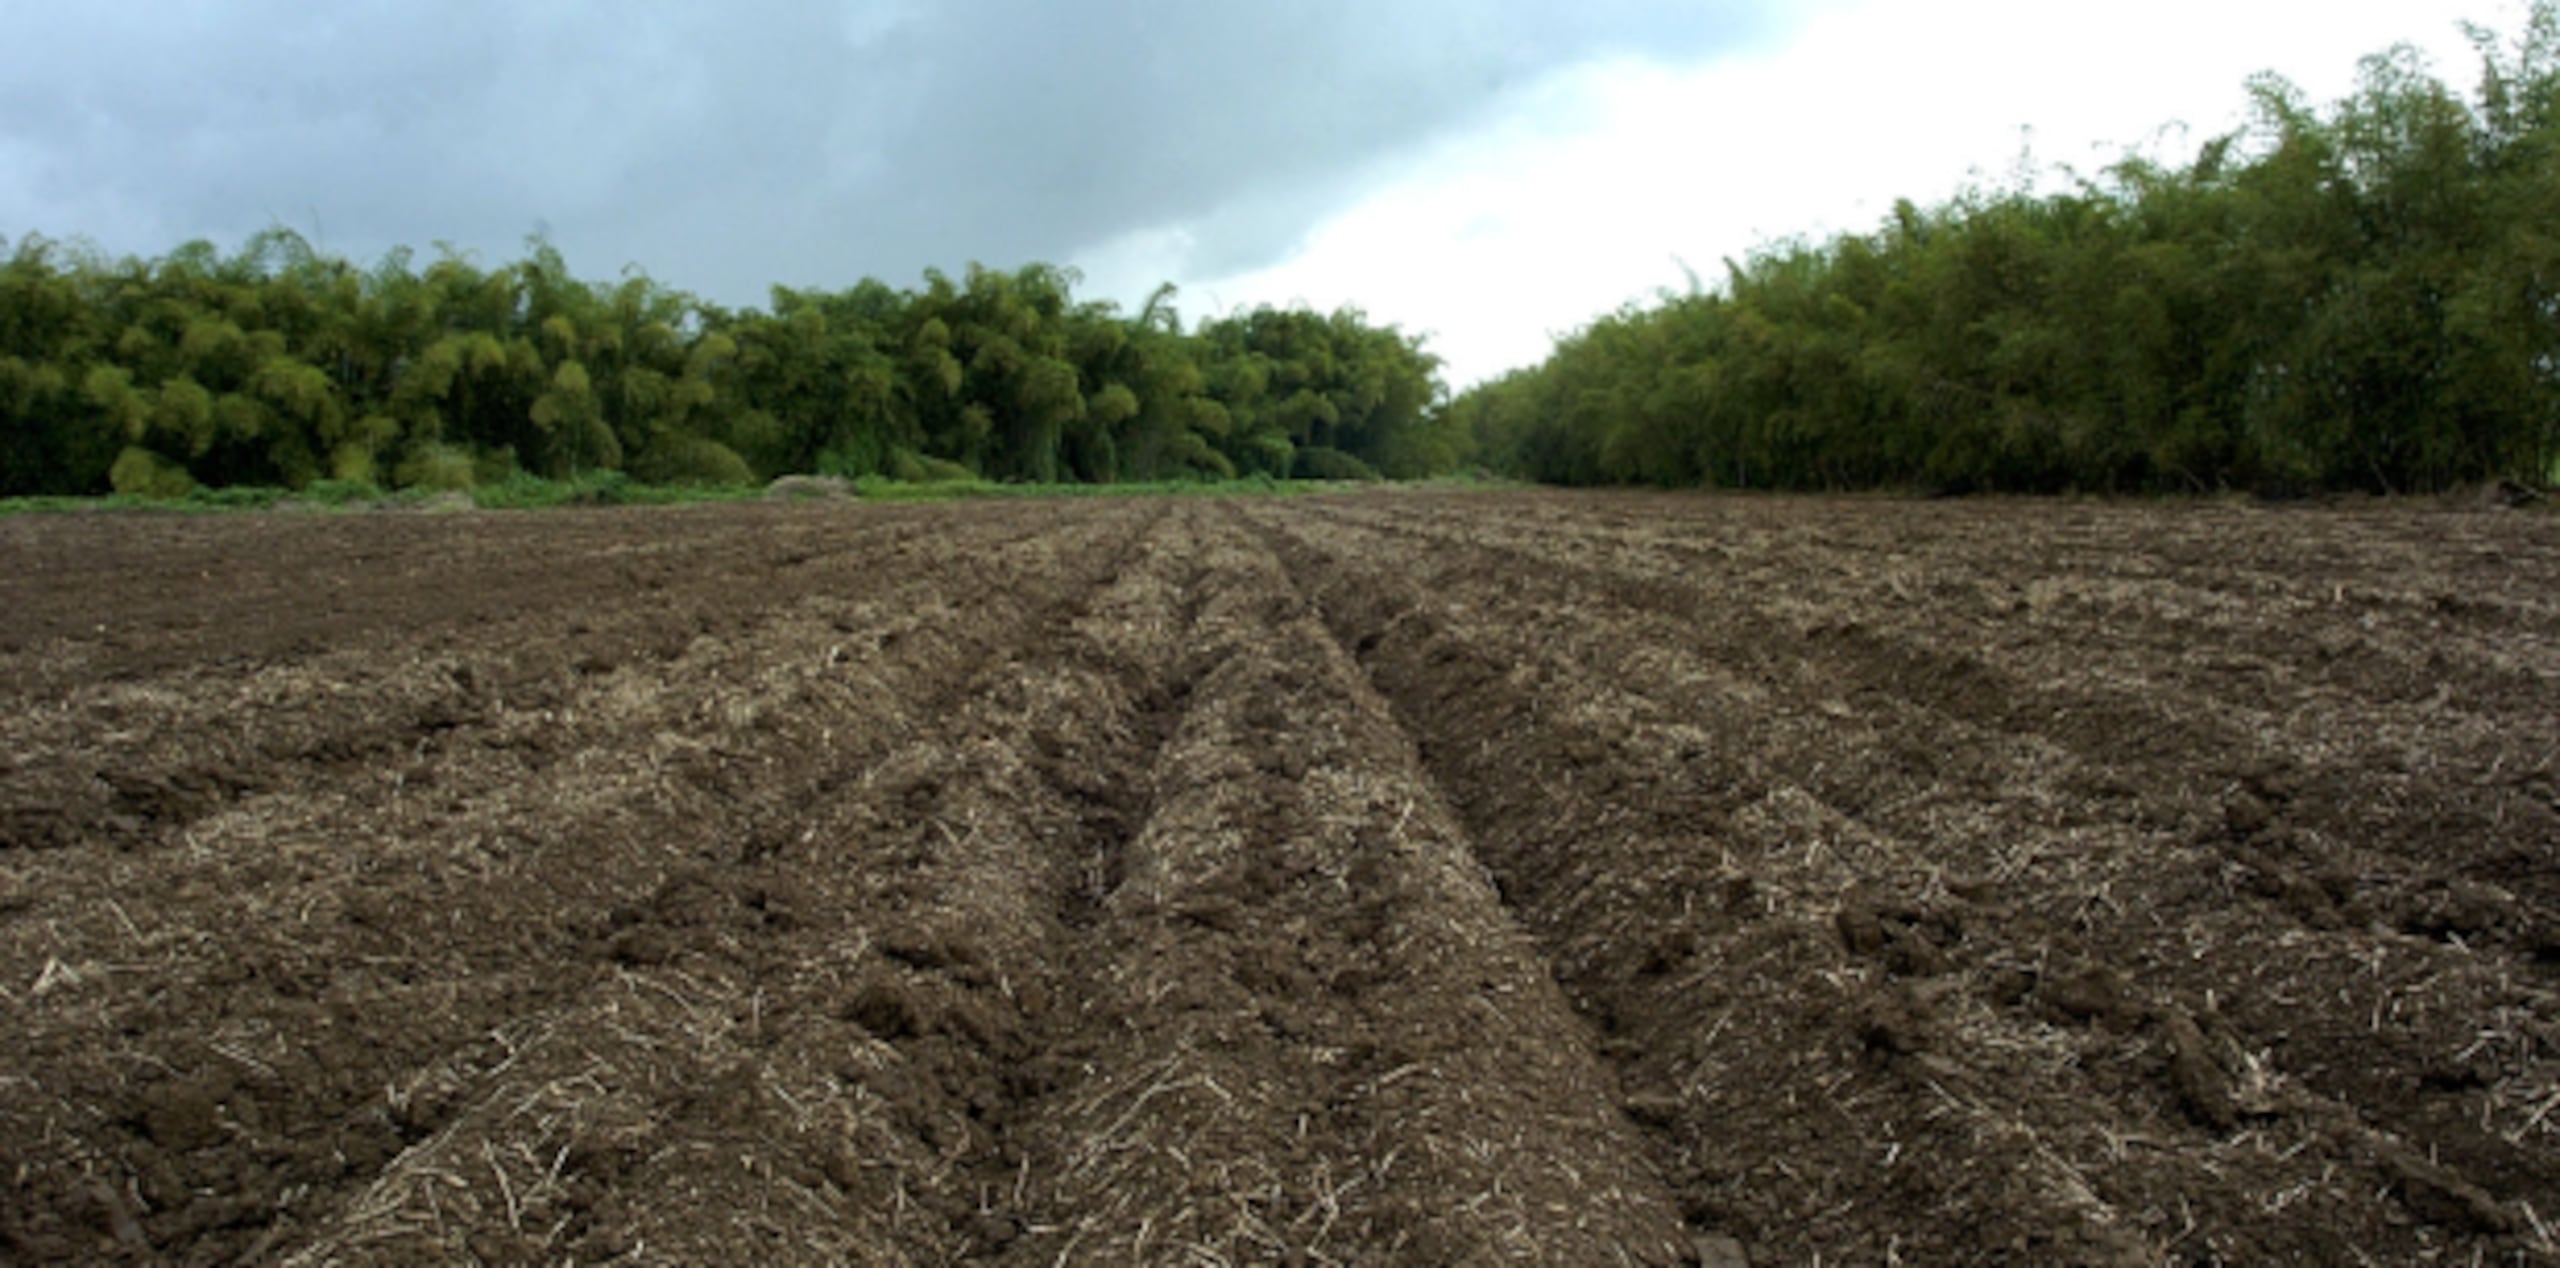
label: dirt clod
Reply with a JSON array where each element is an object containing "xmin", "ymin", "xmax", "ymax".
[
  {"xmin": 1689, "ymin": 1230, "xmax": 1751, "ymax": 1267},
  {"xmin": 2378, "ymin": 1146, "xmax": 2515, "ymax": 1234},
  {"xmin": 846, "ymin": 980, "xmax": 924, "ymax": 1041},
  {"xmin": 2154, "ymin": 1005, "xmax": 2239, "ymax": 1131},
  {"xmin": 1856, "ymin": 983, "xmax": 1935, "ymax": 1056},
  {"xmin": 2040, "ymin": 962, "xmax": 2138, "ymax": 1027}
]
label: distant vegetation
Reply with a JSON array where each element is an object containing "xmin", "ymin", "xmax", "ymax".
[
  {"xmin": 1453, "ymin": 5, "xmax": 2560, "ymax": 495},
  {"xmin": 0, "ymin": 241, "xmax": 1456, "ymax": 499},
  {"xmin": 6, "ymin": 8, "xmax": 2556, "ymax": 502}
]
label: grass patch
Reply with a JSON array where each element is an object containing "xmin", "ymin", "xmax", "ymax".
[
  {"xmin": 466, "ymin": 471, "xmax": 761, "ymax": 511},
  {"xmin": 1, "ymin": 487, "xmax": 291, "ymax": 515},
  {"xmin": 0, "ymin": 470, "xmax": 1520, "ymax": 516},
  {"xmin": 847, "ymin": 473, "xmax": 1337, "ymax": 502},
  {"xmin": 839, "ymin": 472, "xmax": 1531, "ymax": 502}
]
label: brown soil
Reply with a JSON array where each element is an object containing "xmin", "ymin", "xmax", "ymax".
[{"xmin": 1, "ymin": 491, "xmax": 2554, "ymax": 1265}]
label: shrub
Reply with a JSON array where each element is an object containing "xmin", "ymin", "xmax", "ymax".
[
  {"xmin": 886, "ymin": 447, "xmax": 976, "ymax": 484},
  {"xmin": 1292, "ymin": 446, "xmax": 1382, "ymax": 482},
  {"xmin": 631, "ymin": 435, "xmax": 754, "ymax": 487},
  {"xmin": 568, "ymin": 470, "xmax": 634, "ymax": 505},
  {"xmin": 395, "ymin": 444, "xmax": 478, "ymax": 491},
  {"xmin": 108, "ymin": 447, "xmax": 196, "ymax": 499}
]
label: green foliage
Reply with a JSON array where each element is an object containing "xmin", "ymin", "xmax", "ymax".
[
  {"xmin": 1291, "ymin": 446, "xmax": 1383, "ymax": 482},
  {"xmin": 1191, "ymin": 305, "xmax": 1444, "ymax": 481},
  {"xmin": 464, "ymin": 468, "xmax": 760, "ymax": 510},
  {"xmin": 470, "ymin": 470, "xmax": 632, "ymax": 509},
  {"xmin": 395, "ymin": 443, "xmax": 478, "ymax": 491},
  {"xmin": 108, "ymin": 445, "xmax": 195, "ymax": 498},
  {"xmin": 464, "ymin": 470, "xmax": 579, "ymax": 509},
  {"xmin": 298, "ymin": 478, "xmax": 385, "ymax": 505},
  {"xmin": 884, "ymin": 448, "xmax": 932, "ymax": 483},
  {"xmin": 630, "ymin": 434, "xmax": 753, "ymax": 487},
  {"xmin": 1463, "ymin": 5, "xmax": 2560, "ymax": 495},
  {"xmin": 0, "ymin": 228, "xmax": 1464, "ymax": 500},
  {"xmin": 846, "ymin": 472, "xmax": 1339, "ymax": 503},
  {"xmin": 184, "ymin": 484, "xmax": 289, "ymax": 509},
  {"xmin": 885, "ymin": 448, "xmax": 979, "ymax": 484}
]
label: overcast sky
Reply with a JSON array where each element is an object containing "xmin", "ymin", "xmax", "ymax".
[{"xmin": 0, "ymin": 0, "xmax": 2512, "ymax": 385}]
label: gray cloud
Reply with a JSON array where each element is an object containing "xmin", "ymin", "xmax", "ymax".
[{"xmin": 0, "ymin": 0, "xmax": 1787, "ymax": 307}]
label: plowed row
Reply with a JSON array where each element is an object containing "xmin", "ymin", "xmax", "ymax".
[{"xmin": 2, "ymin": 491, "xmax": 2555, "ymax": 1264}]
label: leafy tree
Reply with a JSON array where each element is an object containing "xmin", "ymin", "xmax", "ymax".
[
  {"xmin": 0, "ymin": 229, "xmax": 1458, "ymax": 496},
  {"xmin": 1461, "ymin": 4, "xmax": 2560, "ymax": 495}
]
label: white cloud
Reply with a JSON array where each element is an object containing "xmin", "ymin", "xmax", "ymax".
[{"xmin": 1077, "ymin": 0, "xmax": 2508, "ymax": 386}]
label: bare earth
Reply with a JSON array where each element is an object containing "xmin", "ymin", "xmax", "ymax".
[{"xmin": 1, "ymin": 491, "xmax": 2555, "ymax": 1265}]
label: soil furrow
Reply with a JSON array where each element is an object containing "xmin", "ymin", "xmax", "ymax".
[
  {"xmin": 1311, "ymin": 496, "xmax": 2560, "ymax": 942},
  {"xmin": 0, "ymin": 509, "xmax": 1023, "ymax": 857},
  {"xmin": 0, "ymin": 502, "xmax": 1155, "ymax": 1263},
  {"xmin": 1251, "ymin": 497, "xmax": 2558, "ymax": 1264},
  {"xmin": 0, "ymin": 502, "xmax": 965, "ymax": 698},
  {"xmin": 985, "ymin": 504, "xmax": 1693, "ymax": 1265},
  {"xmin": 5, "ymin": 490, "xmax": 2554, "ymax": 1266}
]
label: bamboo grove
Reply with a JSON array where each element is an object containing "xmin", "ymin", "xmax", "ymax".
[
  {"xmin": 1453, "ymin": 7, "xmax": 2560, "ymax": 494},
  {"xmin": 0, "ymin": 240, "xmax": 1459, "ymax": 498},
  {"xmin": 7, "ymin": 10, "xmax": 2560, "ymax": 501}
]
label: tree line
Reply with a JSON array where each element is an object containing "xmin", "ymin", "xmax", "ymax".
[
  {"xmin": 0, "ymin": 235, "xmax": 1460, "ymax": 498},
  {"xmin": 1454, "ymin": 6, "xmax": 2560, "ymax": 494},
  {"xmin": 10, "ymin": 10, "xmax": 2555, "ymax": 503}
]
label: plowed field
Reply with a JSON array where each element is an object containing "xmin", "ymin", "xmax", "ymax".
[{"xmin": 2, "ymin": 491, "xmax": 2555, "ymax": 1265}]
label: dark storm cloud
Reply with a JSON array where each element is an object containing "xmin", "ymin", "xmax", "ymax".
[{"xmin": 0, "ymin": 0, "xmax": 1786, "ymax": 306}]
